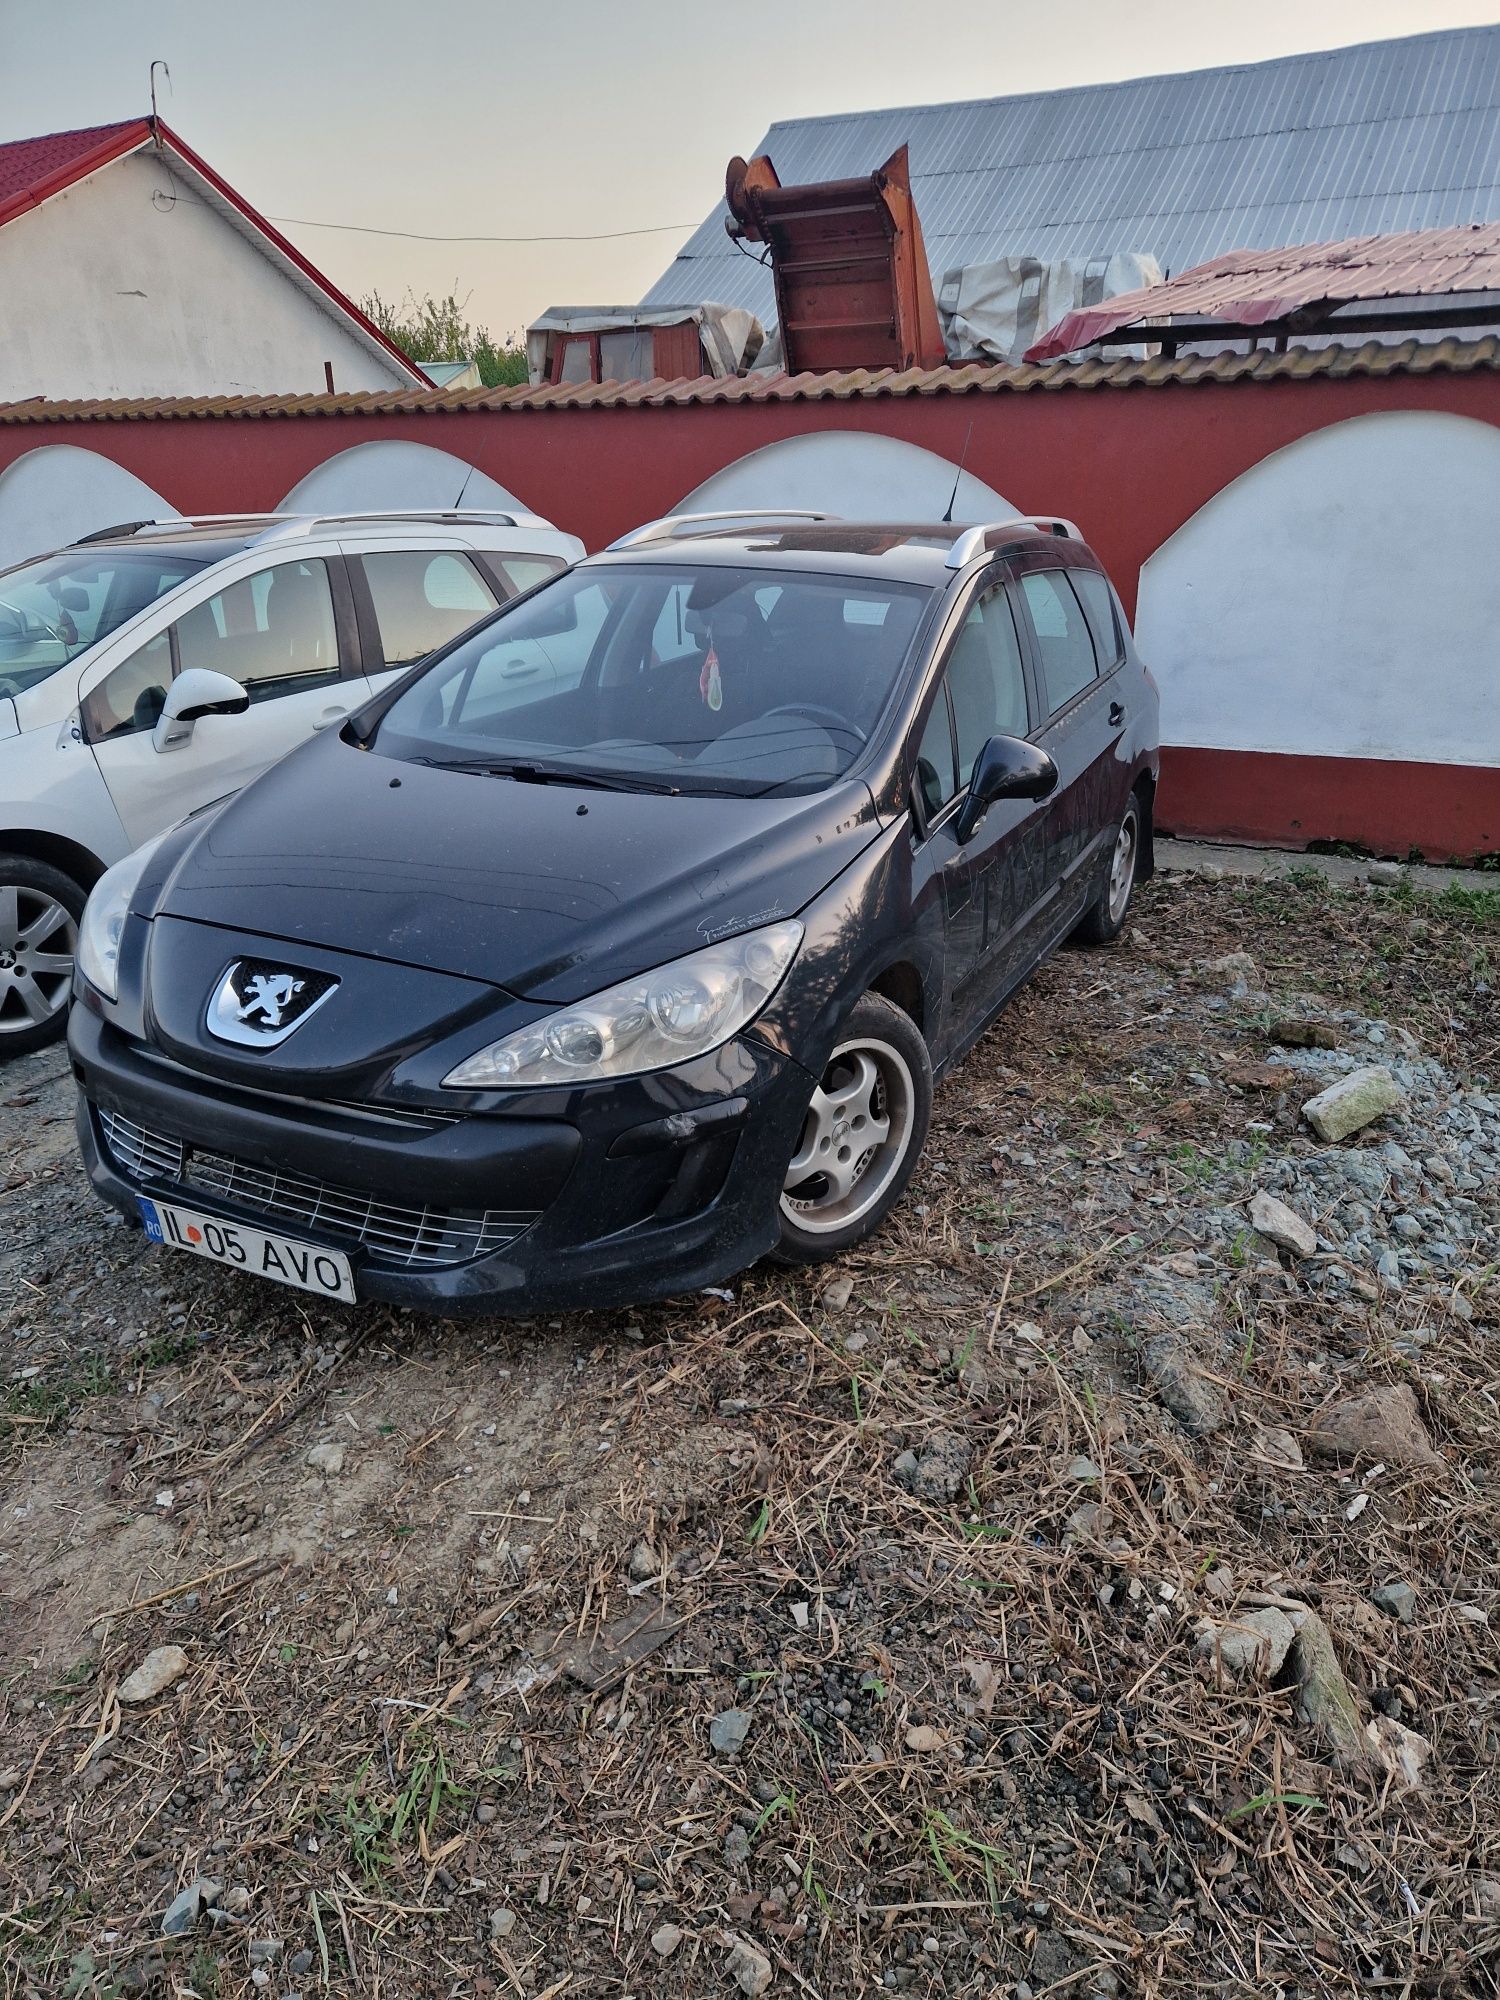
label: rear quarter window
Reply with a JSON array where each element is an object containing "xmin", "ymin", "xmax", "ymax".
[
  {"xmin": 1071, "ymin": 568, "xmax": 1124, "ymax": 670},
  {"xmin": 1021, "ymin": 570, "xmax": 1099, "ymax": 716}
]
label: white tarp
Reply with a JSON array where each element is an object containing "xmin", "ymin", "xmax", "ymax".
[
  {"xmin": 526, "ymin": 303, "xmax": 764, "ymax": 385},
  {"xmin": 937, "ymin": 254, "xmax": 1163, "ymax": 364}
]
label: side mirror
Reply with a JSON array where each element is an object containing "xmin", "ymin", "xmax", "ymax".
[
  {"xmin": 954, "ymin": 733, "xmax": 1058, "ymax": 843},
  {"xmin": 152, "ymin": 668, "xmax": 249, "ymax": 753}
]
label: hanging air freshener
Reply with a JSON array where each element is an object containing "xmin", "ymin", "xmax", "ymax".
[{"xmin": 699, "ymin": 633, "xmax": 723, "ymax": 712}]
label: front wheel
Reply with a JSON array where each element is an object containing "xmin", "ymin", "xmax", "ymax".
[
  {"xmin": 1075, "ymin": 795, "xmax": 1141, "ymax": 946},
  {"xmin": 773, "ymin": 991, "xmax": 933, "ymax": 1265},
  {"xmin": 0, "ymin": 854, "xmax": 86, "ymax": 1059}
]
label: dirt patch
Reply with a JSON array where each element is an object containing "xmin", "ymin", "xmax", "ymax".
[{"xmin": 2, "ymin": 871, "xmax": 1497, "ymax": 1998}]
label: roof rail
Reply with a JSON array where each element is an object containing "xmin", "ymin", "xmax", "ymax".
[
  {"xmin": 607, "ymin": 509, "xmax": 840, "ymax": 551},
  {"xmin": 944, "ymin": 516, "xmax": 1083, "ymax": 569},
  {"xmin": 253, "ymin": 508, "xmax": 547, "ymax": 543}
]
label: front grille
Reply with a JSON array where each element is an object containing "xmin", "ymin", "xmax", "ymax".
[{"xmin": 97, "ymin": 1107, "xmax": 538, "ymax": 1270}]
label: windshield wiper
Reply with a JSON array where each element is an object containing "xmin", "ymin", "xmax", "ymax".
[{"xmin": 408, "ymin": 755, "xmax": 680, "ymax": 796}]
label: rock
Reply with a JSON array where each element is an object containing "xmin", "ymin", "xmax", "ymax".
[
  {"xmin": 1143, "ymin": 1332, "xmax": 1226, "ymax": 1436},
  {"xmin": 1372, "ymin": 1580, "xmax": 1418, "ymax": 1624},
  {"xmin": 1206, "ymin": 951, "xmax": 1258, "ymax": 989},
  {"xmin": 1252, "ymin": 1426, "xmax": 1305, "ymax": 1471},
  {"xmin": 1367, "ymin": 861, "xmax": 1403, "ymax": 887},
  {"xmin": 892, "ymin": 1430, "xmax": 972, "ymax": 1503},
  {"xmin": 1287, "ymin": 1608, "xmax": 1366, "ymax": 1768},
  {"xmin": 1308, "ymin": 1384, "xmax": 1442, "ymax": 1472},
  {"xmin": 651, "ymin": 1923, "xmax": 684, "ymax": 1957},
  {"xmin": 1226, "ymin": 1060, "xmax": 1299, "ymax": 1092},
  {"xmin": 220, "ymin": 1885, "xmax": 252, "ymax": 1914},
  {"xmin": 1365, "ymin": 1714, "xmax": 1431, "ymax": 1789},
  {"xmin": 118, "ymin": 1644, "xmax": 191, "ymax": 1704},
  {"xmin": 1302, "ymin": 1065, "xmax": 1404, "ymax": 1143},
  {"xmin": 306, "ymin": 1440, "xmax": 346, "ymax": 1475},
  {"xmin": 0, "ymin": 1767, "xmax": 20, "ymax": 1790},
  {"xmin": 904, "ymin": 1724, "xmax": 944, "ymax": 1753},
  {"xmin": 1195, "ymin": 1607, "xmax": 1295, "ymax": 1680},
  {"xmin": 627, "ymin": 1540, "xmax": 657, "ymax": 1581},
  {"xmin": 161, "ymin": 1877, "xmax": 221, "ymax": 1937},
  {"xmin": 1064, "ymin": 1454, "xmax": 1101, "ymax": 1483},
  {"xmin": 724, "ymin": 1824, "xmax": 751, "ymax": 1867},
  {"xmin": 709, "ymin": 1708, "xmax": 753, "ymax": 1756},
  {"xmin": 489, "ymin": 1908, "xmax": 517, "ymax": 1940},
  {"xmin": 725, "ymin": 1934, "xmax": 773, "ymax": 1995},
  {"xmin": 247, "ymin": 1940, "xmax": 283, "ymax": 1965},
  {"xmin": 821, "ymin": 1275, "xmax": 854, "ymax": 1311},
  {"xmin": 1270, "ymin": 1017, "xmax": 1340, "ymax": 1050},
  {"xmin": 1249, "ymin": 1190, "xmax": 1318, "ymax": 1260}
]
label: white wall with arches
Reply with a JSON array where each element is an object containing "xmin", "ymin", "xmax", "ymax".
[
  {"xmin": 676, "ymin": 431, "xmax": 1015, "ymax": 523},
  {"xmin": 278, "ymin": 442, "xmax": 529, "ymax": 516},
  {"xmin": 0, "ymin": 446, "xmax": 178, "ymax": 570},
  {"xmin": 1135, "ymin": 410, "xmax": 1500, "ymax": 769}
]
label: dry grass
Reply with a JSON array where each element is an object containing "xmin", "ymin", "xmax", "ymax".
[{"xmin": 1, "ymin": 870, "xmax": 1497, "ymax": 1998}]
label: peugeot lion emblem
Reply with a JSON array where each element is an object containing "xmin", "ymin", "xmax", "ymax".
[{"xmin": 207, "ymin": 960, "xmax": 338, "ymax": 1048}]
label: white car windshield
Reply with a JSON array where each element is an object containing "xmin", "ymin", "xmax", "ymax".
[
  {"xmin": 373, "ymin": 564, "xmax": 929, "ymax": 797},
  {"xmin": 0, "ymin": 548, "xmax": 208, "ymax": 696}
]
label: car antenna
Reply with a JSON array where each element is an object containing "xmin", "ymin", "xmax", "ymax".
[
  {"xmin": 452, "ymin": 462, "xmax": 476, "ymax": 509},
  {"xmin": 941, "ymin": 419, "xmax": 974, "ymax": 525}
]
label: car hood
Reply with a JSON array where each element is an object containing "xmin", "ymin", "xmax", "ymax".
[{"xmin": 149, "ymin": 730, "xmax": 882, "ymax": 1002}]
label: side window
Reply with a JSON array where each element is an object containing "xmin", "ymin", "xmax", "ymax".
[
  {"xmin": 915, "ymin": 691, "xmax": 956, "ymax": 819},
  {"xmin": 81, "ymin": 629, "xmax": 172, "ymax": 742},
  {"xmin": 496, "ymin": 554, "xmax": 566, "ymax": 597},
  {"xmin": 1021, "ymin": 570, "xmax": 1098, "ymax": 715},
  {"xmin": 947, "ymin": 586, "xmax": 1030, "ymax": 789},
  {"xmin": 176, "ymin": 558, "xmax": 341, "ymax": 705},
  {"xmin": 362, "ymin": 551, "xmax": 499, "ymax": 670},
  {"xmin": 1071, "ymin": 569, "xmax": 1123, "ymax": 671}
]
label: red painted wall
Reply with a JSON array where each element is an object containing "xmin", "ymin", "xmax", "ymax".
[{"xmin": 3, "ymin": 368, "xmax": 1497, "ymax": 624}]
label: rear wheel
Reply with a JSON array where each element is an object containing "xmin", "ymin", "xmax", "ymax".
[
  {"xmin": 773, "ymin": 991, "xmax": 932, "ymax": 1264},
  {"xmin": 1075, "ymin": 795, "xmax": 1141, "ymax": 946},
  {"xmin": 0, "ymin": 855, "xmax": 85, "ymax": 1058}
]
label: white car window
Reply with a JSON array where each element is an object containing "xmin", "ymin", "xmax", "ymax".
[
  {"xmin": 81, "ymin": 629, "xmax": 173, "ymax": 741},
  {"xmin": 176, "ymin": 559, "xmax": 342, "ymax": 705},
  {"xmin": 361, "ymin": 551, "xmax": 499, "ymax": 670}
]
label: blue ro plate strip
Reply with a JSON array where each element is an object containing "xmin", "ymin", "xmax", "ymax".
[{"xmin": 138, "ymin": 1198, "xmax": 164, "ymax": 1243}]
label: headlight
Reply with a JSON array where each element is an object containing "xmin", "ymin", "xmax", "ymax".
[
  {"xmin": 77, "ymin": 835, "xmax": 166, "ymax": 1000},
  {"xmin": 443, "ymin": 918, "xmax": 803, "ymax": 1089}
]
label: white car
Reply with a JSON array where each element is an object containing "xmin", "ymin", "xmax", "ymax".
[{"xmin": 0, "ymin": 509, "xmax": 584, "ymax": 1055}]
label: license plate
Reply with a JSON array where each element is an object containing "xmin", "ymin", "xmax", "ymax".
[{"xmin": 138, "ymin": 1197, "xmax": 356, "ymax": 1303}]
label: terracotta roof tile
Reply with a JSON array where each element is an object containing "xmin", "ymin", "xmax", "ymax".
[{"xmin": 2, "ymin": 338, "xmax": 1496, "ymax": 424}]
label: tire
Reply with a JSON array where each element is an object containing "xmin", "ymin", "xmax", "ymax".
[
  {"xmin": 0, "ymin": 854, "xmax": 86, "ymax": 1059},
  {"xmin": 773, "ymin": 991, "xmax": 933, "ymax": 1265},
  {"xmin": 1075, "ymin": 794, "xmax": 1142, "ymax": 946}
]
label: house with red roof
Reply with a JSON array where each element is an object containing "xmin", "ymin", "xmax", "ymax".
[{"xmin": 0, "ymin": 118, "xmax": 427, "ymax": 400}]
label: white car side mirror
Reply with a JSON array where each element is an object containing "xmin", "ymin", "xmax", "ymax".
[{"xmin": 153, "ymin": 668, "xmax": 249, "ymax": 753}]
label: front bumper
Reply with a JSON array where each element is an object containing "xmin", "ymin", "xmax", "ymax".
[{"xmin": 70, "ymin": 1004, "xmax": 811, "ymax": 1316}]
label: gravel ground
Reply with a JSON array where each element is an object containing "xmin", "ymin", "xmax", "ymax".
[{"xmin": 1, "ymin": 869, "xmax": 1497, "ymax": 2000}]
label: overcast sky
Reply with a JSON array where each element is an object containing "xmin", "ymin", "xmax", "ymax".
[{"xmin": 2, "ymin": 0, "xmax": 1494, "ymax": 341}]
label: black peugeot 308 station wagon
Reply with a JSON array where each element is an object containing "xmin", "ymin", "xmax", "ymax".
[{"xmin": 70, "ymin": 513, "xmax": 1159, "ymax": 1314}]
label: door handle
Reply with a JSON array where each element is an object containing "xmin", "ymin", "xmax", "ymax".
[
  {"xmin": 1108, "ymin": 701, "xmax": 1125, "ymax": 727},
  {"xmin": 313, "ymin": 704, "xmax": 350, "ymax": 730},
  {"xmin": 499, "ymin": 659, "xmax": 542, "ymax": 680}
]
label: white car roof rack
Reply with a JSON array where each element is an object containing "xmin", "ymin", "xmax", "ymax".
[
  {"xmin": 73, "ymin": 508, "xmax": 551, "ymax": 548},
  {"xmin": 608, "ymin": 509, "xmax": 840, "ymax": 551},
  {"xmin": 944, "ymin": 517, "xmax": 1082, "ymax": 569}
]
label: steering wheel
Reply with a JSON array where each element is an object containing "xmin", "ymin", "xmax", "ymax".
[{"xmin": 761, "ymin": 702, "xmax": 867, "ymax": 745}]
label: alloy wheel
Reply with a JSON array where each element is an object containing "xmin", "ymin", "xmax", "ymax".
[
  {"xmin": 1107, "ymin": 809, "xmax": 1138, "ymax": 926},
  {"xmin": 0, "ymin": 884, "xmax": 78, "ymax": 1038},
  {"xmin": 780, "ymin": 1035, "xmax": 916, "ymax": 1236}
]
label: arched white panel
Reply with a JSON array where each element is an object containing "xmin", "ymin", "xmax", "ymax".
[
  {"xmin": 0, "ymin": 446, "xmax": 177, "ymax": 570},
  {"xmin": 279, "ymin": 441, "xmax": 528, "ymax": 515},
  {"xmin": 677, "ymin": 432, "xmax": 1014, "ymax": 522},
  {"xmin": 1136, "ymin": 411, "xmax": 1500, "ymax": 769}
]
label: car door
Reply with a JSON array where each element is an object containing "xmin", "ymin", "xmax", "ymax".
[
  {"xmin": 350, "ymin": 545, "xmax": 506, "ymax": 696},
  {"xmin": 1015, "ymin": 564, "xmax": 1127, "ymax": 936},
  {"xmin": 81, "ymin": 553, "xmax": 359, "ymax": 850},
  {"xmin": 911, "ymin": 576, "xmax": 1056, "ymax": 1055}
]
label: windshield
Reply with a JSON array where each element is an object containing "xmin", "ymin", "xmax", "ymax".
[
  {"xmin": 0, "ymin": 548, "xmax": 209, "ymax": 696},
  {"xmin": 373, "ymin": 563, "xmax": 930, "ymax": 796}
]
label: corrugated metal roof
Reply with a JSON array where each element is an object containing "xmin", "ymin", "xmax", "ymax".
[
  {"xmin": 1, "ymin": 336, "xmax": 1495, "ymax": 423},
  {"xmin": 1030, "ymin": 222, "xmax": 1500, "ymax": 357},
  {"xmin": 642, "ymin": 25, "xmax": 1500, "ymax": 320}
]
